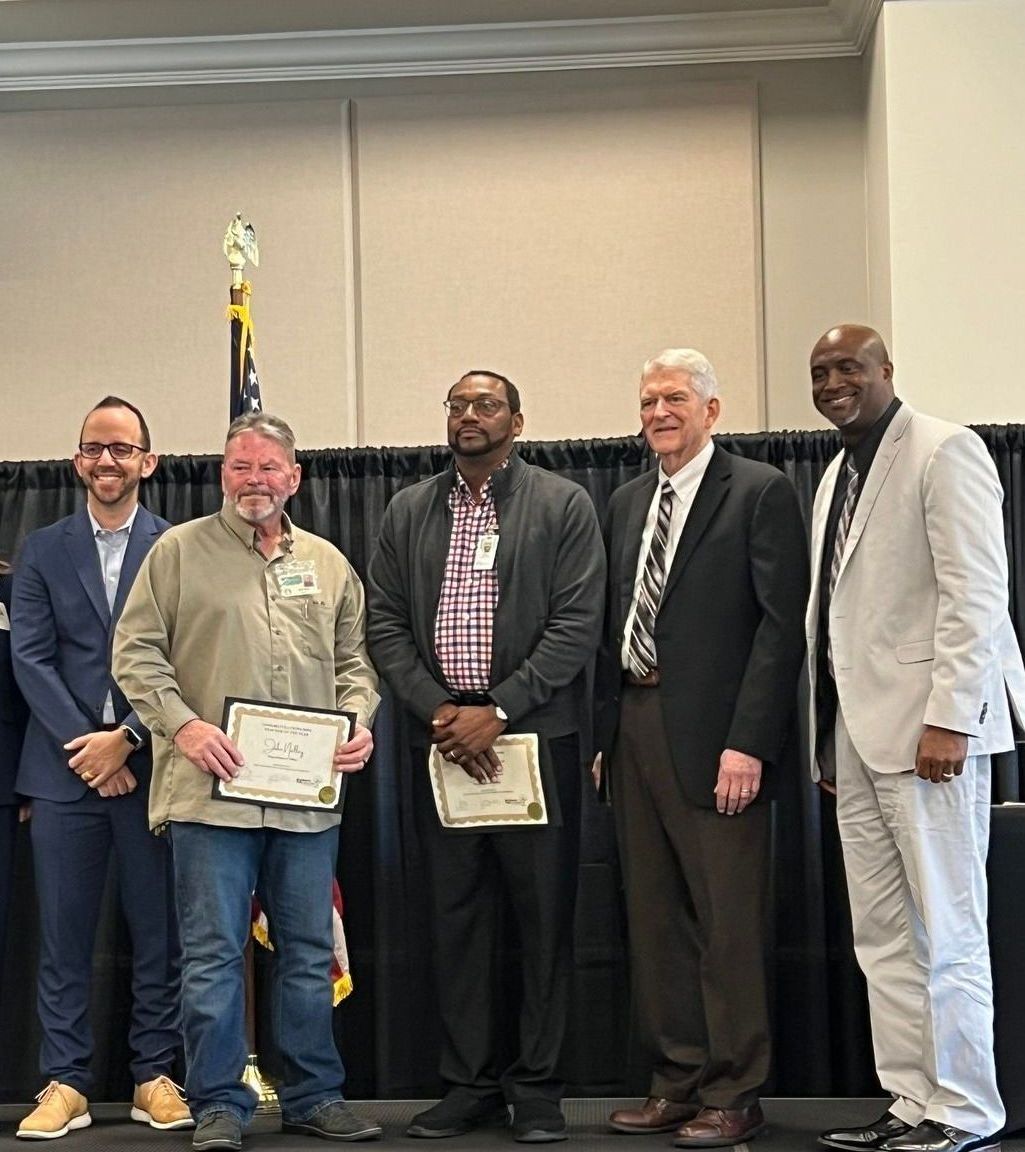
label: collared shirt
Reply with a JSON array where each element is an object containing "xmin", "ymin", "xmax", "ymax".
[
  {"xmin": 621, "ymin": 439, "xmax": 715, "ymax": 669},
  {"xmin": 434, "ymin": 460, "xmax": 508, "ymax": 694},
  {"xmin": 89, "ymin": 504, "xmax": 138, "ymax": 722},
  {"xmin": 113, "ymin": 501, "xmax": 379, "ymax": 832}
]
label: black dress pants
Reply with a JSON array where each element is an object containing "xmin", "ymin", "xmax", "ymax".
[{"xmin": 412, "ymin": 734, "xmax": 582, "ymax": 1104}]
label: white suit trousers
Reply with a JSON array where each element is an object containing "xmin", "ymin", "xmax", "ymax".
[{"xmin": 834, "ymin": 707, "xmax": 1004, "ymax": 1136}]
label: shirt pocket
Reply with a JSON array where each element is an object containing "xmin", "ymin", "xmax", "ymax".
[{"xmin": 279, "ymin": 599, "xmax": 336, "ymax": 661}]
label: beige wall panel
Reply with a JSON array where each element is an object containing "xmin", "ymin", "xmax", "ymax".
[
  {"xmin": 755, "ymin": 60, "xmax": 869, "ymax": 431},
  {"xmin": 0, "ymin": 100, "xmax": 351, "ymax": 461},
  {"xmin": 353, "ymin": 84, "xmax": 762, "ymax": 446},
  {"xmin": 879, "ymin": 0, "xmax": 1025, "ymax": 425}
]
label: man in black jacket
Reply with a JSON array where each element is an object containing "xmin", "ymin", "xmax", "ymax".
[
  {"xmin": 599, "ymin": 349, "xmax": 808, "ymax": 1147},
  {"xmin": 367, "ymin": 370, "xmax": 605, "ymax": 1143}
]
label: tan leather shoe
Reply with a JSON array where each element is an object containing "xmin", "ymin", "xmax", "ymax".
[
  {"xmin": 131, "ymin": 1075, "xmax": 194, "ymax": 1130},
  {"xmin": 674, "ymin": 1104, "xmax": 767, "ymax": 1147},
  {"xmin": 610, "ymin": 1097, "xmax": 700, "ymax": 1134},
  {"xmin": 17, "ymin": 1081, "xmax": 91, "ymax": 1139}
]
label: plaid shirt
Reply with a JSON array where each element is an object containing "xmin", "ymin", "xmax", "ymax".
[{"xmin": 433, "ymin": 465, "xmax": 505, "ymax": 693}]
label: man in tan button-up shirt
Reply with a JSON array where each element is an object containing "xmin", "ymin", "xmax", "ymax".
[{"xmin": 114, "ymin": 412, "xmax": 381, "ymax": 1151}]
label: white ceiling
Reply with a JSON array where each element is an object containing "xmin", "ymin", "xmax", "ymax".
[{"xmin": 0, "ymin": 0, "xmax": 882, "ymax": 91}]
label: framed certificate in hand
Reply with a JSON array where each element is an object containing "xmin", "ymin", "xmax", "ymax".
[{"xmin": 212, "ymin": 697, "xmax": 355, "ymax": 813}]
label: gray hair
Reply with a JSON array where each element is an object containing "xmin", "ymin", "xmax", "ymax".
[
  {"xmin": 225, "ymin": 412, "xmax": 297, "ymax": 464},
  {"xmin": 641, "ymin": 348, "xmax": 719, "ymax": 401}
]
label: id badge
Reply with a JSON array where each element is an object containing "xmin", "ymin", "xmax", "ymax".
[
  {"xmin": 275, "ymin": 559, "xmax": 321, "ymax": 598},
  {"xmin": 473, "ymin": 533, "xmax": 499, "ymax": 571}
]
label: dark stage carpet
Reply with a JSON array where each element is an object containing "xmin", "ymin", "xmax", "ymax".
[{"xmin": 1, "ymin": 1099, "xmax": 1022, "ymax": 1152}]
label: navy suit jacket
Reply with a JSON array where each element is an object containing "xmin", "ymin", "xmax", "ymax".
[
  {"xmin": 0, "ymin": 572, "xmax": 28, "ymax": 807},
  {"xmin": 12, "ymin": 506, "xmax": 170, "ymax": 802}
]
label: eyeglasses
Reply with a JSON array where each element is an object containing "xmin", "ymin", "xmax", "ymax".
[
  {"xmin": 443, "ymin": 397, "xmax": 509, "ymax": 418},
  {"xmin": 78, "ymin": 441, "xmax": 147, "ymax": 461}
]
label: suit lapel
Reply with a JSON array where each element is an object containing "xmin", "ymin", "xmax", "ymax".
[
  {"xmin": 64, "ymin": 511, "xmax": 110, "ymax": 627},
  {"xmin": 835, "ymin": 405, "xmax": 914, "ymax": 586},
  {"xmin": 807, "ymin": 452, "xmax": 843, "ymax": 635},
  {"xmin": 618, "ymin": 472, "xmax": 658, "ymax": 627},
  {"xmin": 112, "ymin": 507, "xmax": 158, "ymax": 624},
  {"xmin": 661, "ymin": 446, "xmax": 730, "ymax": 602}
]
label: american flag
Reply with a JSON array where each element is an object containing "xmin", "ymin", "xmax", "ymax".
[{"xmin": 229, "ymin": 290, "xmax": 263, "ymax": 420}]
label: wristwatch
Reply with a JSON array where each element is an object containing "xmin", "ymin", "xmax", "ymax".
[
  {"xmin": 120, "ymin": 725, "xmax": 144, "ymax": 751},
  {"xmin": 492, "ymin": 704, "xmax": 509, "ymax": 724}
]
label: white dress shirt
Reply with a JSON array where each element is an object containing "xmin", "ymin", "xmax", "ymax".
[{"xmin": 88, "ymin": 504, "xmax": 138, "ymax": 723}]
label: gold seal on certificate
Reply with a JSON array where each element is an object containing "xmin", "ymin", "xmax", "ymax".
[
  {"xmin": 429, "ymin": 734, "xmax": 547, "ymax": 828},
  {"xmin": 213, "ymin": 698, "xmax": 355, "ymax": 812}
]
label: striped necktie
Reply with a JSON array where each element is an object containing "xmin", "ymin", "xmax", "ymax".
[
  {"xmin": 828, "ymin": 456, "xmax": 858, "ymax": 599},
  {"xmin": 627, "ymin": 481, "xmax": 674, "ymax": 678}
]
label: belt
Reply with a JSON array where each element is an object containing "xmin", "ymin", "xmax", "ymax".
[
  {"xmin": 449, "ymin": 691, "xmax": 492, "ymax": 706},
  {"xmin": 624, "ymin": 669, "xmax": 660, "ymax": 688}
]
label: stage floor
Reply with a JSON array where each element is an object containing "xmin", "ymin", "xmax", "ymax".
[{"xmin": 0, "ymin": 1099, "xmax": 1022, "ymax": 1151}]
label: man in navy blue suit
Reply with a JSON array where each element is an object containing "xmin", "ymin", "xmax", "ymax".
[
  {"xmin": 11, "ymin": 397, "xmax": 189, "ymax": 1139},
  {"xmin": 0, "ymin": 559, "xmax": 28, "ymax": 992}
]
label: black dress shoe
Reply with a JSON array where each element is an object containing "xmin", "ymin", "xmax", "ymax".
[
  {"xmin": 511, "ymin": 1100, "xmax": 567, "ymax": 1144},
  {"xmin": 877, "ymin": 1121, "xmax": 1000, "ymax": 1152},
  {"xmin": 820, "ymin": 1112, "xmax": 914, "ymax": 1150},
  {"xmin": 406, "ymin": 1091, "xmax": 508, "ymax": 1138}
]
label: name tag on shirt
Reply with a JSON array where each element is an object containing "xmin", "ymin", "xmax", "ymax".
[
  {"xmin": 275, "ymin": 559, "xmax": 321, "ymax": 598},
  {"xmin": 0, "ymin": 602, "xmax": 9, "ymax": 631},
  {"xmin": 473, "ymin": 533, "xmax": 499, "ymax": 571}
]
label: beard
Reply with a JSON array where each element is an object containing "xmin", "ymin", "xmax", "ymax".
[
  {"xmin": 232, "ymin": 489, "xmax": 286, "ymax": 525},
  {"xmin": 448, "ymin": 426, "xmax": 503, "ymax": 457},
  {"xmin": 83, "ymin": 468, "xmax": 139, "ymax": 506}
]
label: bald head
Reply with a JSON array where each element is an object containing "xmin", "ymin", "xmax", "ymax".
[
  {"xmin": 810, "ymin": 323, "xmax": 895, "ymax": 440},
  {"xmin": 812, "ymin": 324, "xmax": 891, "ymax": 368}
]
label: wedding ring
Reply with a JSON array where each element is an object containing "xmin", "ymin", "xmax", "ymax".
[
  {"xmin": 941, "ymin": 772, "xmax": 954, "ymax": 780},
  {"xmin": 81, "ymin": 771, "xmax": 93, "ymax": 781}
]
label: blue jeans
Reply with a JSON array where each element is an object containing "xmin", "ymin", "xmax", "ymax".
[{"xmin": 169, "ymin": 821, "xmax": 346, "ymax": 1125}]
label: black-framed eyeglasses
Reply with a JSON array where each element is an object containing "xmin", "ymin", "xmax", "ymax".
[
  {"xmin": 78, "ymin": 441, "xmax": 147, "ymax": 461},
  {"xmin": 443, "ymin": 397, "xmax": 509, "ymax": 418}
]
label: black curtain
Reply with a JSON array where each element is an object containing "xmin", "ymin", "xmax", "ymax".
[{"xmin": 1, "ymin": 427, "xmax": 1023, "ymax": 1104}]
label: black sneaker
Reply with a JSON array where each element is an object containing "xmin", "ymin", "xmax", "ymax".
[
  {"xmin": 193, "ymin": 1111, "xmax": 243, "ymax": 1151},
  {"xmin": 282, "ymin": 1101, "xmax": 383, "ymax": 1142},
  {"xmin": 407, "ymin": 1091, "xmax": 509, "ymax": 1138},
  {"xmin": 511, "ymin": 1100, "xmax": 567, "ymax": 1144}
]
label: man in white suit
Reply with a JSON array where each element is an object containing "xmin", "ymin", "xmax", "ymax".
[{"xmin": 805, "ymin": 324, "xmax": 1025, "ymax": 1152}]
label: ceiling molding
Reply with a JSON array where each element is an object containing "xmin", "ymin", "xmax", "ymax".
[{"xmin": 0, "ymin": 3, "xmax": 881, "ymax": 92}]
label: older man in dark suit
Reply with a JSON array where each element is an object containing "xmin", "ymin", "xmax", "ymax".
[
  {"xmin": 599, "ymin": 349, "xmax": 808, "ymax": 1147},
  {"xmin": 12, "ymin": 397, "xmax": 186, "ymax": 1140}
]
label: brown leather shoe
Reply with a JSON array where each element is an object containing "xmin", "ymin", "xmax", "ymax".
[
  {"xmin": 674, "ymin": 1104, "xmax": 767, "ymax": 1147},
  {"xmin": 609, "ymin": 1098, "xmax": 700, "ymax": 1134}
]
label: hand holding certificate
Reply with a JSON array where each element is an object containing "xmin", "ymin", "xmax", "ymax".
[
  {"xmin": 213, "ymin": 698, "xmax": 356, "ymax": 812},
  {"xmin": 430, "ymin": 734, "xmax": 547, "ymax": 829}
]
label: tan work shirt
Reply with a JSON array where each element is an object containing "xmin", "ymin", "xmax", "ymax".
[{"xmin": 113, "ymin": 502, "xmax": 379, "ymax": 832}]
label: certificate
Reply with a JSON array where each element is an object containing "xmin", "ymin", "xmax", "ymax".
[
  {"xmin": 429, "ymin": 734, "xmax": 547, "ymax": 829},
  {"xmin": 213, "ymin": 698, "xmax": 355, "ymax": 812}
]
